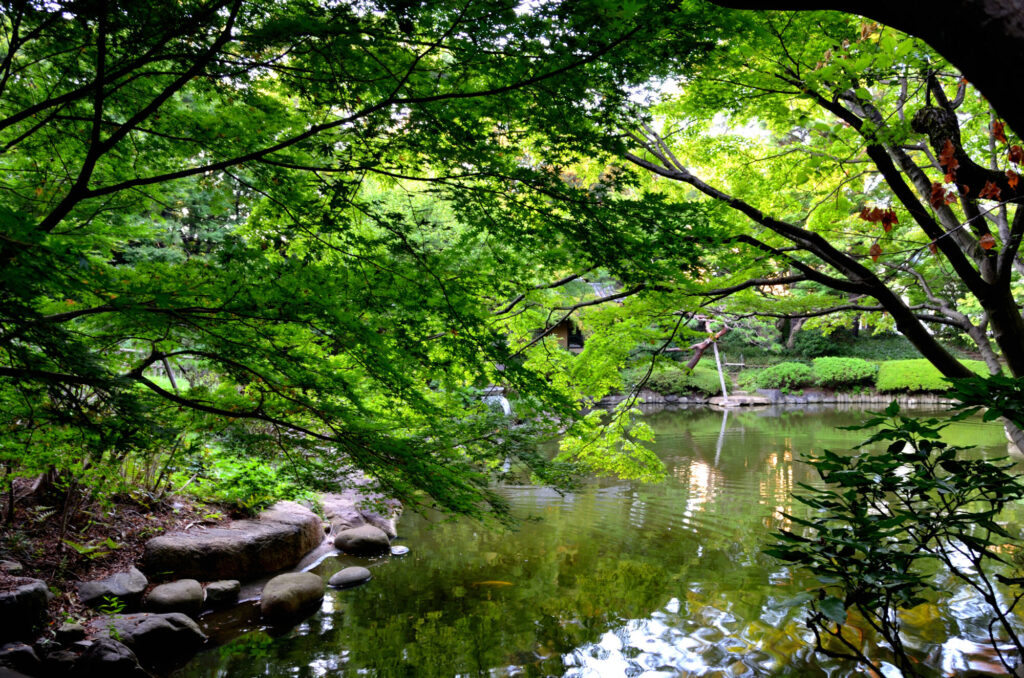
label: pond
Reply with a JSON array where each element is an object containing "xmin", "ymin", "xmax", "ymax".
[{"xmin": 174, "ymin": 406, "xmax": 1023, "ymax": 677}]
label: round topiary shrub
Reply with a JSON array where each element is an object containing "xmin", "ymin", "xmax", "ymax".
[
  {"xmin": 753, "ymin": 361, "xmax": 813, "ymax": 391},
  {"xmin": 812, "ymin": 357, "xmax": 878, "ymax": 388}
]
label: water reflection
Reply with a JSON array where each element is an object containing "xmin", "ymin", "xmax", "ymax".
[{"xmin": 175, "ymin": 407, "xmax": 1021, "ymax": 678}]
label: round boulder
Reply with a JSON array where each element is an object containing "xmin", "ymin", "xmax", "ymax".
[
  {"xmin": 333, "ymin": 525, "xmax": 390, "ymax": 556},
  {"xmin": 72, "ymin": 638, "xmax": 149, "ymax": 678},
  {"xmin": 203, "ymin": 580, "xmax": 240, "ymax": 608},
  {"xmin": 260, "ymin": 572, "xmax": 324, "ymax": 623},
  {"xmin": 102, "ymin": 612, "xmax": 206, "ymax": 670},
  {"xmin": 144, "ymin": 579, "xmax": 204, "ymax": 616},
  {"xmin": 328, "ymin": 567, "xmax": 371, "ymax": 589},
  {"xmin": 78, "ymin": 567, "xmax": 148, "ymax": 610}
]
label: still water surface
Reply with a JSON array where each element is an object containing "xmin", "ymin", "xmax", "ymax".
[{"xmin": 176, "ymin": 406, "xmax": 1023, "ymax": 677}]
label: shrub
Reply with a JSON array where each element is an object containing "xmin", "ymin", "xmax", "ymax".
[
  {"xmin": 178, "ymin": 452, "xmax": 315, "ymax": 515},
  {"xmin": 792, "ymin": 331, "xmax": 835, "ymax": 358},
  {"xmin": 812, "ymin": 357, "xmax": 877, "ymax": 388},
  {"xmin": 753, "ymin": 362, "xmax": 813, "ymax": 391},
  {"xmin": 875, "ymin": 359, "xmax": 990, "ymax": 392},
  {"xmin": 622, "ymin": 363, "xmax": 721, "ymax": 396}
]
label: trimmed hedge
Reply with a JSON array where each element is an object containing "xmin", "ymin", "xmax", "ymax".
[
  {"xmin": 875, "ymin": 359, "xmax": 990, "ymax": 392},
  {"xmin": 812, "ymin": 357, "xmax": 877, "ymax": 388},
  {"xmin": 753, "ymin": 361, "xmax": 814, "ymax": 391}
]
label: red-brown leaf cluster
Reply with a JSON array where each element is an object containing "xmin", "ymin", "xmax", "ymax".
[
  {"xmin": 869, "ymin": 242, "xmax": 882, "ymax": 262},
  {"xmin": 1008, "ymin": 170, "xmax": 1020, "ymax": 190},
  {"xmin": 930, "ymin": 182, "xmax": 958, "ymax": 208},
  {"xmin": 979, "ymin": 180, "xmax": 1002, "ymax": 201},
  {"xmin": 979, "ymin": 233, "xmax": 997, "ymax": 250},
  {"xmin": 858, "ymin": 206, "xmax": 898, "ymax": 232},
  {"xmin": 1009, "ymin": 145, "xmax": 1023, "ymax": 164},
  {"xmin": 939, "ymin": 139, "xmax": 959, "ymax": 182},
  {"xmin": 928, "ymin": 242, "xmax": 938, "ymax": 254},
  {"xmin": 993, "ymin": 120, "xmax": 1008, "ymax": 145}
]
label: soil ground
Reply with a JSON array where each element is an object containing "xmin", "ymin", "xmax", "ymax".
[{"xmin": 0, "ymin": 477, "xmax": 231, "ymax": 632}]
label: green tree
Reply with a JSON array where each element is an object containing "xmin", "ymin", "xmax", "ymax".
[{"xmin": 0, "ymin": 0, "xmax": 712, "ymax": 517}]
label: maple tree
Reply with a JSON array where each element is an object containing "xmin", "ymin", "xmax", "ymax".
[
  {"xmin": 0, "ymin": 0, "xmax": 706, "ymax": 516},
  {"xmin": 598, "ymin": 7, "xmax": 1024, "ymax": 411}
]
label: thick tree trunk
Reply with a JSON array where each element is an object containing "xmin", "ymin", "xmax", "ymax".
[{"xmin": 709, "ymin": 1, "xmax": 1024, "ymax": 136}]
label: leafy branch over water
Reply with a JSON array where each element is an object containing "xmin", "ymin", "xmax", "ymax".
[{"xmin": 767, "ymin": 394, "xmax": 1024, "ymax": 676}]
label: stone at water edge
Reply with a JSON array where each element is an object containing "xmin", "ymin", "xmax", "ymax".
[
  {"xmin": 390, "ymin": 545, "xmax": 409, "ymax": 556},
  {"xmin": 333, "ymin": 524, "xmax": 390, "ymax": 556},
  {"xmin": 260, "ymin": 572, "xmax": 324, "ymax": 623},
  {"xmin": 144, "ymin": 579, "xmax": 204, "ymax": 616},
  {"xmin": 74, "ymin": 638, "xmax": 149, "ymax": 678},
  {"xmin": 141, "ymin": 501, "xmax": 322, "ymax": 581},
  {"xmin": 101, "ymin": 612, "xmax": 206, "ymax": 670},
  {"xmin": 204, "ymin": 580, "xmax": 240, "ymax": 607},
  {"xmin": 328, "ymin": 567, "xmax": 371, "ymax": 588},
  {"xmin": 77, "ymin": 567, "xmax": 148, "ymax": 610}
]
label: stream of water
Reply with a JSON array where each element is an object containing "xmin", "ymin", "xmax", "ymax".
[{"xmin": 175, "ymin": 406, "xmax": 1023, "ymax": 677}]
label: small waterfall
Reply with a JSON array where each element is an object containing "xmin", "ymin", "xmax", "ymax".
[
  {"xmin": 481, "ymin": 388, "xmax": 514, "ymax": 473},
  {"xmin": 482, "ymin": 394, "xmax": 513, "ymax": 417}
]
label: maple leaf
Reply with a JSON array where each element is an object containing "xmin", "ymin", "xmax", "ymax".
[
  {"xmin": 1009, "ymin": 145, "xmax": 1024, "ymax": 164},
  {"xmin": 979, "ymin": 180, "xmax": 1002, "ymax": 201},
  {"xmin": 930, "ymin": 182, "xmax": 946, "ymax": 208},
  {"xmin": 938, "ymin": 139, "xmax": 959, "ymax": 177},
  {"xmin": 869, "ymin": 242, "xmax": 882, "ymax": 262},
  {"xmin": 979, "ymin": 233, "xmax": 997, "ymax": 250},
  {"xmin": 880, "ymin": 209, "xmax": 898, "ymax": 232},
  {"xmin": 1008, "ymin": 170, "xmax": 1020, "ymax": 190},
  {"xmin": 992, "ymin": 120, "xmax": 1008, "ymax": 145},
  {"xmin": 929, "ymin": 242, "xmax": 938, "ymax": 254}
]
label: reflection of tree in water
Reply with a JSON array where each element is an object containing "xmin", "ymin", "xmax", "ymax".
[{"xmin": 179, "ymin": 408, "xmax": 1020, "ymax": 677}]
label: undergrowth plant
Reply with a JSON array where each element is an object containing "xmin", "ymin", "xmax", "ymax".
[{"xmin": 766, "ymin": 401, "xmax": 1024, "ymax": 676}]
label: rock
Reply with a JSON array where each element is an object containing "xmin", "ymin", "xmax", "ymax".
[
  {"xmin": 709, "ymin": 394, "xmax": 772, "ymax": 408},
  {"xmin": 144, "ymin": 579, "xmax": 203, "ymax": 616},
  {"xmin": 77, "ymin": 567, "xmax": 148, "ymax": 611},
  {"xmin": 0, "ymin": 579, "xmax": 49, "ymax": 641},
  {"xmin": 0, "ymin": 669, "xmax": 35, "ymax": 678},
  {"xmin": 203, "ymin": 580, "xmax": 240, "ymax": 608},
  {"xmin": 43, "ymin": 649, "xmax": 78, "ymax": 676},
  {"xmin": 328, "ymin": 567, "xmax": 371, "ymax": 589},
  {"xmin": 55, "ymin": 623, "xmax": 87, "ymax": 645},
  {"xmin": 260, "ymin": 572, "xmax": 324, "ymax": 623},
  {"xmin": 333, "ymin": 525, "xmax": 390, "ymax": 556},
  {"xmin": 141, "ymin": 501, "xmax": 322, "ymax": 581},
  {"xmin": 390, "ymin": 545, "xmax": 410, "ymax": 556},
  {"xmin": 0, "ymin": 643, "xmax": 40, "ymax": 674},
  {"xmin": 73, "ymin": 638, "xmax": 149, "ymax": 678},
  {"xmin": 102, "ymin": 612, "xmax": 206, "ymax": 670},
  {"xmin": 0, "ymin": 562, "xmax": 22, "ymax": 575},
  {"xmin": 321, "ymin": 491, "xmax": 401, "ymax": 539}
]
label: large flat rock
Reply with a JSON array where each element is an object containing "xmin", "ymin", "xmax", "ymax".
[
  {"xmin": 709, "ymin": 394, "xmax": 772, "ymax": 408},
  {"xmin": 140, "ymin": 501, "xmax": 322, "ymax": 581}
]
